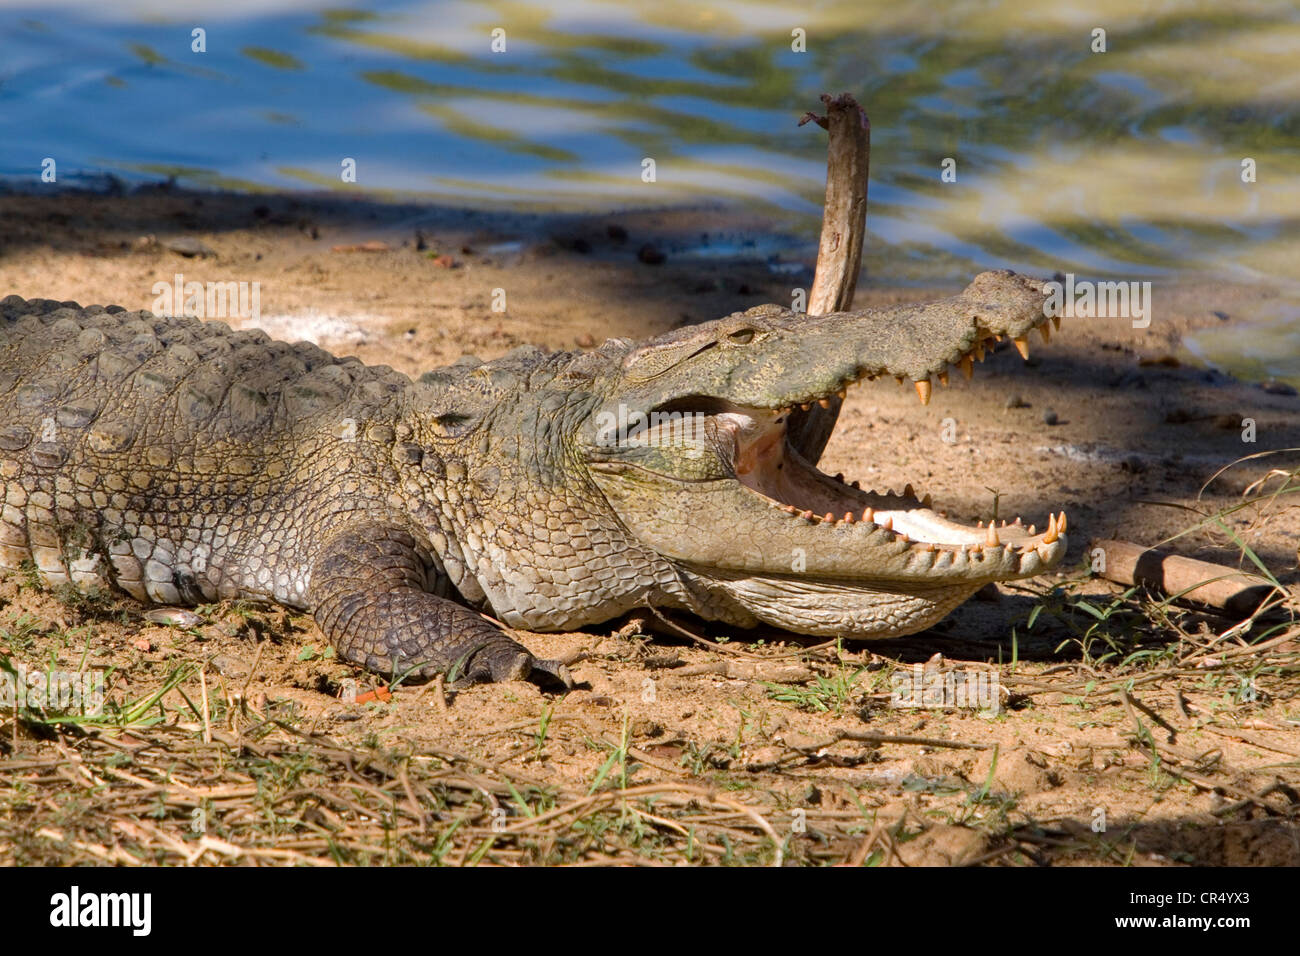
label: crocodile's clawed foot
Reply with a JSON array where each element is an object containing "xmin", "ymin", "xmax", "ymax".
[
  {"xmin": 528, "ymin": 656, "xmax": 575, "ymax": 690},
  {"xmin": 451, "ymin": 641, "xmax": 573, "ymax": 690}
]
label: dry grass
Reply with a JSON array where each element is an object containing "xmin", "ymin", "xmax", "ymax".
[{"xmin": 2, "ymin": 458, "xmax": 1298, "ymax": 866}]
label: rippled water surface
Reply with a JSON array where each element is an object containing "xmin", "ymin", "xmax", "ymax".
[{"xmin": 1, "ymin": 0, "xmax": 1297, "ymax": 375}]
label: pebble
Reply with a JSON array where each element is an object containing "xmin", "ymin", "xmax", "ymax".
[
  {"xmin": 1005, "ymin": 394, "xmax": 1029, "ymax": 409},
  {"xmin": 163, "ymin": 236, "xmax": 217, "ymax": 258},
  {"xmin": 1138, "ymin": 354, "xmax": 1180, "ymax": 368},
  {"xmin": 144, "ymin": 607, "xmax": 204, "ymax": 628},
  {"xmin": 637, "ymin": 243, "xmax": 666, "ymax": 265},
  {"xmin": 1042, "ymin": 408, "xmax": 1059, "ymax": 425}
]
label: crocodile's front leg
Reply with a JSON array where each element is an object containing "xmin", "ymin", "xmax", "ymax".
[{"xmin": 309, "ymin": 522, "xmax": 572, "ymax": 687}]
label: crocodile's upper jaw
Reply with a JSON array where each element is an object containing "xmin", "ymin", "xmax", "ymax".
[{"xmin": 582, "ymin": 269, "xmax": 1068, "ymax": 639}]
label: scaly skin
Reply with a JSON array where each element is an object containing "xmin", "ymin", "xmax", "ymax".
[{"xmin": 0, "ymin": 270, "xmax": 1067, "ymax": 686}]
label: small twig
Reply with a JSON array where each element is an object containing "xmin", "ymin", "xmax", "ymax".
[
  {"xmin": 238, "ymin": 640, "xmax": 267, "ymax": 706},
  {"xmin": 672, "ymin": 661, "xmax": 816, "ymax": 683},
  {"xmin": 199, "ymin": 668, "xmax": 212, "ymax": 745},
  {"xmin": 1123, "ymin": 691, "xmax": 1179, "ymax": 744},
  {"xmin": 793, "ymin": 729, "xmax": 990, "ymax": 753}
]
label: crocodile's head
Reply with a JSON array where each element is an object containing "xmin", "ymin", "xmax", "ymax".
[{"xmin": 580, "ymin": 270, "xmax": 1067, "ymax": 638}]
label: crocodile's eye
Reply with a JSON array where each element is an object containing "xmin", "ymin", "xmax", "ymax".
[{"xmin": 727, "ymin": 328, "xmax": 756, "ymax": 344}]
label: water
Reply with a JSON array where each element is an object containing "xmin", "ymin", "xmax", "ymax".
[{"xmin": 1, "ymin": 0, "xmax": 1297, "ymax": 377}]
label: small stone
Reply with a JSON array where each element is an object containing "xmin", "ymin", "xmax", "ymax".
[
  {"xmin": 1211, "ymin": 413, "xmax": 1241, "ymax": 429},
  {"xmin": 1138, "ymin": 354, "xmax": 1180, "ymax": 368},
  {"xmin": 575, "ymin": 333, "xmax": 596, "ymax": 348},
  {"xmin": 162, "ymin": 236, "xmax": 216, "ymax": 258},
  {"xmin": 144, "ymin": 608, "xmax": 204, "ymax": 628},
  {"xmin": 1005, "ymin": 394, "xmax": 1029, "ymax": 409},
  {"xmin": 1042, "ymin": 408, "xmax": 1059, "ymax": 425},
  {"xmin": 637, "ymin": 243, "xmax": 666, "ymax": 265},
  {"xmin": 606, "ymin": 223, "xmax": 628, "ymax": 242}
]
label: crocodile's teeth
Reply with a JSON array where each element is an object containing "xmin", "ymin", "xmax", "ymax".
[
  {"xmin": 1013, "ymin": 336, "xmax": 1031, "ymax": 360},
  {"xmin": 903, "ymin": 482, "xmax": 915, "ymax": 498},
  {"xmin": 879, "ymin": 516, "xmax": 893, "ymax": 531},
  {"xmin": 818, "ymin": 398, "xmax": 831, "ymax": 408},
  {"xmin": 843, "ymin": 512, "xmax": 855, "ymax": 524},
  {"xmin": 1027, "ymin": 524, "xmax": 1036, "ymax": 535},
  {"xmin": 959, "ymin": 355, "xmax": 973, "ymax": 379},
  {"xmin": 914, "ymin": 379, "xmax": 932, "ymax": 404},
  {"xmin": 1042, "ymin": 513, "xmax": 1059, "ymax": 543},
  {"xmin": 862, "ymin": 506, "xmax": 874, "ymax": 522},
  {"xmin": 921, "ymin": 493, "xmax": 933, "ymax": 508},
  {"xmin": 837, "ymin": 388, "xmax": 847, "ymax": 399},
  {"xmin": 800, "ymin": 403, "xmax": 811, "ymax": 411},
  {"xmin": 1039, "ymin": 323, "xmax": 1051, "ymax": 344},
  {"xmin": 1059, "ymin": 511, "xmax": 1068, "ymax": 532},
  {"xmin": 986, "ymin": 524, "xmax": 1000, "ymax": 546},
  {"xmin": 1051, "ymin": 315, "xmax": 1061, "ymax": 330}
]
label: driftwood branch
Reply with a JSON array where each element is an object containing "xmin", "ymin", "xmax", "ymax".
[
  {"xmin": 803, "ymin": 92, "xmax": 871, "ymax": 315},
  {"xmin": 789, "ymin": 93, "xmax": 871, "ymax": 464},
  {"xmin": 1090, "ymin": 538, "xmax": 1283, "ymax": 617}
]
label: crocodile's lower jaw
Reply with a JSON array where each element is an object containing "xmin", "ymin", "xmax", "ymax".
[{"xmin": 705, "ymin": 572, "xmax": 981, "ymax": 639}]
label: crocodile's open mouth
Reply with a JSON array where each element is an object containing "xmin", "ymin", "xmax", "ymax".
[
  {"xmin": 762, "ymin": 408, "xmax": 1058, "ymax": 547},
  {"xmin": 627, "ymin": 324, "xmax": 1067, "ymax": 578},
  {"xmin": 633, "ymin": 394, "xmax": 1066, "ymax": 576}
]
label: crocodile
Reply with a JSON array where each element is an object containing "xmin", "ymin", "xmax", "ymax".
[{"xmin": 0, "ymin": 269, "xmax": 1066, "ymax": 687}]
